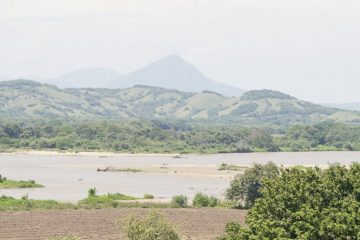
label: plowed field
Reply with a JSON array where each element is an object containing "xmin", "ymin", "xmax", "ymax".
[{"xmin": 0, "ymin": 208, "xmax": 247, "ymax": 240}]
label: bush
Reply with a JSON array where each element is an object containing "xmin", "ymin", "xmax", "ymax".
[
  {"xmin": 0, "ymin": 174, "xmax": 6, "ymax": 183},
  {"xmin": 208, "ymin": 196, "xmax": 219, "ymax": 207},
  {"xmin": 88, "ymin": 187, "xmax": 97, "ymax": 197},
  {"xmin": 170, "ymin": 195, "xmax": 188, "ymax": 208},
  {"xmin": 143, "ymin": 194, "xmax": 154, "ymax": 199},
  {"xmin": 120, "ymin": 210, "xmax": 181, "ymax": 240},
  {"xmin": 192, "ymin": 193, "xmax": 219, "ymax": 207},
  {"xmin": 193, "ymin": 193, "xmax": 209, "ymax": 207},
  {"xmin": 219, "ymin": 163, "xmax": 360, "ymax": 239},
  {"xmin": 226, "ymin": 162, "xmax": 279, "ymax": 208}
]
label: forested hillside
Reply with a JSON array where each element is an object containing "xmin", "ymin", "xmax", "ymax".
[{"xmin": 1, "ymin": 79, "xmax": 360, "ymax": 125}]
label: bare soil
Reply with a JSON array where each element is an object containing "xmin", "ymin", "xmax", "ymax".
[{"xmin": 0, "ymin": 208, "xmax": 247, "ymax": 240}]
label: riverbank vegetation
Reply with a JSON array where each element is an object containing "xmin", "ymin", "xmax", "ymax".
[
  {"xmin": 1, "ymin": 120, "xmax": 360, "ymax": 153},
  {"xmin": 0, "ymin": 175, "xmax": 43, "ymax": 189},
  {"xmin": 0, "ymin": 195, "xmax": 74, "ymax": 211},
  {"xmin": 219, "ymin": 163, "xmax": 360, "ymax": 239}
]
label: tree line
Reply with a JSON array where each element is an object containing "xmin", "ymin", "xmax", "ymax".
[{"xmin": 0, "ymin": 120, "xmax": 359, "ymax": 153}]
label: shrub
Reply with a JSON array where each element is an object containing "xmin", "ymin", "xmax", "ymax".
[
  {"xmin": 208, "ymin": 196, "xmax": 219, "ymax": 207},
  {"xmin": 0, "ymin": 174, "xmax": 6, "ymax": 183},
  {"xmin": 120, "ymin": 210, "xmax": 181, "ymax": 240},
  {"xmin": 170, "ymin": 195, "xmax": 188, "ymax": 208},
  {"xmin": 88, "ymin": 187, "xmax": 97, "ymax": 197},
  {"xmin": 192, "ymin": 193, "xmax": 218, "ymax": 207},
  {"xmin": 192, "ymin": 193, "xmax": 209, "ymax": 207},
  {"xmin": 143, "ymin": 194, "xmax": 154, "ymax": 199},
  {"xmin": 226, "ymin": 162, "xmax": 279, "ymax": 208},
  {"xmin": 219, "ymin": 163, "xmax": 360, "ymax": 239}
]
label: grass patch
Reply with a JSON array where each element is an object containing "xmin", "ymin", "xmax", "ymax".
[
  {"xmin": 218, "ymin": 163, "xmax": 247, "ymax": 171},
  {"xmin": 0, "ymin": 195, "xmax": 75, "ymax": 211},
  {"xmin": 77, "ymin": 188, "xmax": 145, "ymax": 208},
  {"xmin": 78, "ymin": 192, "xmax": 138, "ymax": 209},
  {"xmin": 0, "ymin": 176, "xmax": 44, "ymax": 189},
  {"xmin": 0, "ymin": 186, "xmax": 231, "ymax": 211}
]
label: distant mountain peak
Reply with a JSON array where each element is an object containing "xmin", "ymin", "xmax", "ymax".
[
  {"xmin": 116, "ymin": 54, "xmax": 244, "ymax": 96},
  {"xmin": 136, "ymin": 54, "xmax": 201, "ymax": 74},
  {"xmin": 42, "ymin": 54, "xmax": 245, "ymax": 96},
  {"xmin": 161, "ymin": 53, "xmax": 184, "ymax": 62}
]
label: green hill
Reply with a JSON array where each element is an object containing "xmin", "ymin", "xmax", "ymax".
[{"xmin": 1, "ymin": 80, "xmax": 359, "ymax": 125}]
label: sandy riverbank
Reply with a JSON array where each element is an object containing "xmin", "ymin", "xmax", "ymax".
[{"xmin": 0, "ymin": 150, "xmax": 181, "ymax": 157}]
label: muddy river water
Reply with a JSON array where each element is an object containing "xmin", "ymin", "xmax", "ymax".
[{"xmin": 1, "ymin": 151, "xmax": 359, "ymax": 202}]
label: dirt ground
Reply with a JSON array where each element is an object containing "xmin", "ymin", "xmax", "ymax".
[{"xmin": 0, "ymin": 208, "xmax": 247, "ymax": 240}]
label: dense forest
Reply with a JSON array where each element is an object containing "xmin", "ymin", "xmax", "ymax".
[{"xmin": 0, "ymin": 120, "xmax": 360, "ymax": 153}]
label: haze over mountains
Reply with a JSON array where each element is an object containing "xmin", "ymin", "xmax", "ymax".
[
  {"xmin": 46, "ymin": 54, "xmax": 245, "ymax": 97},
  {"xmin": 323, "ymin": 103, "xmax": 360, "ymax": 112},
  {"xmin": 1, "ymin": 79, "xmax": 360, "ymax": 125},
  {"xmin": 1, "ymin": 54, "xmax": 359, "ymax": 112},
  {"xmin": 0, "ymin": 75, "xmax": 10, "ymax": 81},
  {"xmin": 48, "ymin": 68, "xmax": 122, "ymax": 89}
]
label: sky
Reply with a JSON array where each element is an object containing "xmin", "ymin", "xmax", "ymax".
[{"xmin": 0, "ymin": 0, "xmax": 359, "ymax": 103}]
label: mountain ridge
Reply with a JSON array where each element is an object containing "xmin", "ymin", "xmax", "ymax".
[
  {"xmin": 1, "ymin": 79, "xmax": 359, "ymax": 125},
  {"xmin": 42, "ymin": 54, "xmax": 245, "ymax": 96}
]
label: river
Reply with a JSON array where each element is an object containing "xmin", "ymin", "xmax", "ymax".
[{"xmin": 1, "ymin": 151, "xmax": 359, "ymax": 202}]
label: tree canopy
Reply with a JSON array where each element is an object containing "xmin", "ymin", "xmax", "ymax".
[{"xmin": 219, "ymin": 163, "xmax": 360, "ymax": 239}]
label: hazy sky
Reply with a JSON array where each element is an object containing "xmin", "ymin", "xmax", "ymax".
[{"xmin": 1, "ymin": 0, "xmax": 359, "ymax": 102}]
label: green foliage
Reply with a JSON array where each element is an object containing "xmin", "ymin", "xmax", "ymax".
[
  {"xmin": 241, "ymin": 90, "xmax": 294, "ymax": 101},
  {"xmin": 218, "ymin": 163, "xmax": 246, "ymax": 171},
  {"xmin": 248, "ymin": 129, "xmax": 278, "ymax": 151},
  {"xmin": 88, "ymin": 187, "xmax": 97, "ymax": 197},
  {"xmin": 192, "ymin": 193, "xmax": 219, "ymax": 207},
  {"xmin": 226, "ymin": 162, "xmax": 279, "ymax": 208},
  {"xmin": 0, "ymin": 176, "xmax": 43, "ymax": 189},
  {"xmin": 279, "ymin": 121, "xmax": 360, "ymax": 151},
  {"xmin": 143, "ymin": 194, "xmax": 154, "ymax": 199},
  {"xmin": 0, "ymin": 174, "xmax": 6, "ymax": 183},
  {"xmin": 0, "ymin": 195, "xmax": 75, "ymax": 211},
  {"xmin": 1, "ymin": 120, "xmax": 360, "ymax": 153},
  {"xmin": 79, "ymin": 192, "xmax": 138, "ymax": 209},
  {"xmin": 220, "ymin": 163, "xmax": 360, "ymax": 239},
  {"xmin": 0, "ymin": 192, "xmax": 169, "ymax": 211},
  {"xmin": 170, "ymin": 195, "xmax": 188, "ymax": 208},
  {"xmin": 1, "ymin": 79, "xmax": 360, "ymax": 129},
  {"xmin": 217, "ymin": 222, "xmax": 247, "ymax": 240},
  {"xmin": 0, "ymin": 120, "xmax": 278, "ymax": 153},
  {"xmin": 120, "ymin": 210, "xmax": 181, "ymax": 240}
]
